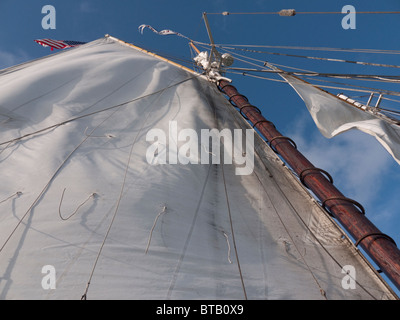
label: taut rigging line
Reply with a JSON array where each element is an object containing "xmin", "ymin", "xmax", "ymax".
[
  {"xmin": 226, "ymin": 67, "xmax": 400, "ymax": 83},
  {"xmin": 206, "ymin": 10, "xmax": 400, "ymax": 16},
  {"xmin": 224, "ymin": 47, "xmax": 400, "ymax": 69}
]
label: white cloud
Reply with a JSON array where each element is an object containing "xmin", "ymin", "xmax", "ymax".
[
  {"xmin": 0, "ymin": 51, "xmax": 19, "ymax": 69},
  {"xmin": 80, "ymin": 1, "xmax": 96, "ymax": 13},
  {"xmin": 0, "ymin": 50, "xmax": 30, "ymax": 70}
]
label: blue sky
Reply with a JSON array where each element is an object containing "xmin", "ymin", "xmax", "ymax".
[{"xmin": 1, "ymin": 0, "xmax": 400, "ymax": 295}]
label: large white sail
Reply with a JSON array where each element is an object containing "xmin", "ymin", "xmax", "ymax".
[{"xmin": 0, "ymin": 36, "xmax": 396, "ymax": 299}]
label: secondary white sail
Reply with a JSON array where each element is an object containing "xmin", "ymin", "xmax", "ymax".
[
  {"xmin": 277, "ymin": 71, "xmax": 400, "ymax": 165},
  {"xmin": 0, "ymin": 36, "xmax": 396, "ymax": 299}
]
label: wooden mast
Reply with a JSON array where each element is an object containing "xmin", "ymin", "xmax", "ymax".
[
  {"xmin": 195, "ymin": 13, "xmax": 400, "ymax": 293},
  {"xmin": 217, "ymin": 78, "xmax": 400, "ymax": 291}
]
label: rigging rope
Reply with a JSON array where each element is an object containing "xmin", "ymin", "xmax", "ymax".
[
  {"xmin": 209, "ymin": 44, "xmax": 400, "ymax": 118},
  {"xmin": 0, "ymin": 113, "xmax": 116, "ymax": 255},
  {"xmin": 222, "ymin": 231, "xmax": 233, "ymax": 264},
  {"xmin": 215, "ymin": 45, "xmax": 400, "ymax": 95},
  {"xmin": 226, "ymin": 47, "xmax": 400, "ymax": 69},
  {"xmin": 228, "ymin": 98, "xmax": 331, "ymax": 297},
  {"xmin": 218, "ymin": 45, "xmax": 400, "ymax": 89},
  {"xmin": 58, "ymin": 188, "xmax": 96, "ymax": 221},
  {"xmin": 256, "ymin": 161, "xmax": 377, "ymax": 299},
  {"xmin": 145, "ymin": 205, "xmax": 167, "ymax": 254},
  {"xmin": 166, "ymin": 164, "xmax": 213, "ymax": 299},
  {"xmin": 220, "ymin": 83, "xmax": 379, "ymax": 299},
  {"xmin": 212, "ymin": 44, "xmax": 400, "ymax": 118},
  {"xmin": 0, "ymin": 76, "xmax": 199, "ymax": 148},
  {"xmin": 221, "ymin": 163, "xmax": 248, "ymax": 300},
  {"xmin": 216, "ymin": 44, "xmax": 400, "ymax": 55},
  {"xmin": 81, "ymin": 92, "xmax": 161, "ymax": 300},
  {"xmin": 206, "ymin": 10, "xmax": 400, "ymax": 16},
  {"xmin": 81, "ymin": 125, "xmax": 139, "ymax": 300},
  {"xmin": 81, "ymin": 75, "xmax": 197, "ymax": 300},
  {"xmin": 0, "ymin": 74, "xmax": 201, "ymax": 295},
  {"xmin": 300, "ymin": 76, "xmax": 400, "ymax": 97},
  {"xmin": 0, "ymin": 192, "xmax": 22, "ymax": 205}
]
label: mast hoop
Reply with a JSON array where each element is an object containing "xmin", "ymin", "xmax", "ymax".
[
  {"xmin": 322, "ymin": 196, "xmax": 366, "ymax": 216},
  {"xmin": 268, "ymin": 136, "xmax": 297, "ymax": 154},
  {"xmin": 355, "ymin": 232, "xmax": 397, "ymax": 248},
  {"xmin": 228, "ymin": 93, "xmax": 248, "ymax": 105},
  {"xmin": 238, "ymin": 104, "xmax": 262, "ymax": 120},
  {"xmin": 299, "ymin": 167, "xmax": 334, "ymax": 186},
  {"xmin": 252, "ymin": 119, "xmax": 276, "ymax": 129},
  {"xmin": 217, "ymin": 81, "xmax": 233, "ymax": 92}
]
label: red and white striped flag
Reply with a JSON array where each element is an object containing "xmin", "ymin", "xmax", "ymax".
[{"xmin": 34, "ymin": 39, "xmax": 87, "ymax": 51}]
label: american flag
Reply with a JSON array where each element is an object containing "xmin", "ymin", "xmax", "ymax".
[{"xmin": 34, "ymin": 39, "xmax": 87, "ymax": 51}]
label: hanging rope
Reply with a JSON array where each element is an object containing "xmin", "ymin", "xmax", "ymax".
[
  {"xmin": 81, "ymin": 130, "xmax": 138, "ymax": 300},
  {"xmin": 81, "ymin": 109, "xmax": 148, "ymax": 300},
  {"xmin": 145, "ymin": 205, "xmax": 167, "ymax": 254},
  {"xmin": 0, "ymin": 103, "xmax": 126, "ymax": 255},
  {"xmin": 222, "ymin": 231, "xmax": 233, "ymax": 264},
  {"xmin": 0, "ymin": 72, "xmax": 194, "ymax": 258},
  {"xmin": 58, "ymin": 188, "xmax": 97, "ymax": 221}
]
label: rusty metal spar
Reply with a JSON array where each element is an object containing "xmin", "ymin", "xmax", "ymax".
[{"xmin": 218, "ymin": 79, "xmax": 400, "ymax": 291}]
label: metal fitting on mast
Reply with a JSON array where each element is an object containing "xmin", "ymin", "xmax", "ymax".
[{"xmin": 192, "ymin": 13, "xmax": 233, "ymax": 83}]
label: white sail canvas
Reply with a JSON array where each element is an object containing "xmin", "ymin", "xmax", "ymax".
[
  {"xmin": 0, "ymin": 36, "xmax": 396, "ymax": 300},
  {"xmin": 280, "ymin": 73, "xmax": 400, "ymax": 165}
]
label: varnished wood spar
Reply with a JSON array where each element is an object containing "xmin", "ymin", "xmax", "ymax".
[{"xmin": 218, "ymin": 79, "xmax": 400, "ymax": 292}]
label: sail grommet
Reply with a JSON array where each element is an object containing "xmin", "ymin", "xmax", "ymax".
[
  {"xmin": 355, "ymin": 232, "xmax": 397, "ymax": 248},
  {"xmin": 322, "ymin": 196, "xmax": 365, "ymax": 216},
  {"xmin": 299, "ymin": 167, "xmax": 333, "ymax": 187},
  {"xmin": 268, "ymin": 136, "xmax": 297, "ymax": 154}
]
